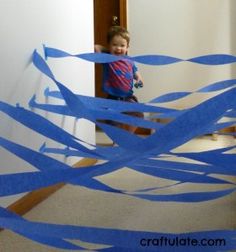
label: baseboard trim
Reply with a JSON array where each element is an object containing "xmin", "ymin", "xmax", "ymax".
[{"xmin": 6, "ymin": 158, "xmax": 97, "ymax": 216}]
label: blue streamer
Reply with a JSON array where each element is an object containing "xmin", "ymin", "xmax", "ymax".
[
  {"xmin": 0, "ymin": 101, "xmax": 101, "ymax": 158},
  {"xmin": 1, "ymin": 46, "xmax": 236, "ymax": 250},
  {"xmin": 203, "ymin": 121, "xmax": 236, "ymax": 135},
  {"xmin": 129, "ymin": 164, "xmax": 233, "ymax": 185},
  {"xmin": 1, "ymin": 212, "xmax": 236, "ymax": 251},
  {"xmin": 150, "ymin": 79, "xmax": 236, "ymax": 105},
  {"xmin": 0, "ymin": 207, "xmax": 85, "ymax": 250},
  {"xmin": 134, "ymin": 155, "xmax": 236, "ymax": 176},
  {"xmin": 131, "ymin": 188, "xmax": 236, "ymax": 202},
  {"xmin": 29, "ymin": 95, "xmax": 75, "ymax": 117},
  {"xmin": 0, "ymin": 137, "xmax": 70, "ymax": 171},
  {"xmin": 150, "ymin": 92, "xmax": 191, "ymax": 103},
  {"xmin": 44, "ymin": 46, "xmax": 236, "ymax": 66},
  {"xmin": 39, "ymin": 143, "xmax": 99, "ymax": 159},
  {"xmin": 44, "ymin": 87, "xmax": 176, "ymax": 114},
  {"xmin": 173, "ymin": 151, "xmax": 236, "ymax": 170},
  {"xmin": 188, "ymin": 54, "xmax": 236, "ymax": 65},
  {"xmin": 197, "ymin": 79, "xmax": 236, "ymax": 92},
  {"xmin": 29, "ymin": 95, "xmax": 163, "ymax": 130},
  {"xmin": 131, "ymin": 55, "xmax": 182, "ymax": 65}
]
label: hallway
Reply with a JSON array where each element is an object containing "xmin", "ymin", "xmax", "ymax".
[{"xmin": 0, "ymin": 134, "xmax": 235, "ymax": 251}]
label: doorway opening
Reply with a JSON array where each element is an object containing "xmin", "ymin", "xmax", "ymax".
[{"xmin": 93, "ymin": 0, "xmax": 127, "ymax": 98}]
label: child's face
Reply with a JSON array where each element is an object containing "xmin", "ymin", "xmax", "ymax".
[{"xmin": 109, "ymin": 35, "xmax": 129, "ymax": 56}]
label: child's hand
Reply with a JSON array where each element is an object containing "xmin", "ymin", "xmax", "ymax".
[
  {"xmin": 134, "ymin": 80, "xmax": 143, "ymax": 89},
  {"xmin": 94, "ymin": 44, "xmax": 108, "ymax": 53},
  {"xmin": 94, "ymin": 44, "xmax": 104, "ymax": 53}
]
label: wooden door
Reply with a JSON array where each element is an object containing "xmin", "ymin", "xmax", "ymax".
[{"xmin": 94, "ymin": 0, "xmax": 127, "ymax": 98}]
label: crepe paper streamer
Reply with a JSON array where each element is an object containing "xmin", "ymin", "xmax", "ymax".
[
  {"xmin": 96, "ymin": 122, "xmax": 149, "ymax": 151},
  {"xmin": 45, "ymin": 46, "xmax": 123, "ymax": 63},
  {"xmin": 42, "ymin": 78, "xmax": 236, "ymax": 127},
  {"xmin": 130, "ymin": 181, "xmax": 185, "ymax": 194},
  {"xmin": 40, "ymin": 46, "xmax": 236, "ymax": 138},
  {"xmin": 29, "ymin": 95, "xmax": 163, "ymax": 130},
  {"xmin": 0, "ymin": 137, "xmax": 71, "ymax": 171},
  {"xmin": 1, "ymin": 48, "xmax": 236, "ymax": 250},
  {"xmin": 33, "ymin": 51, "xmax": 169, "ymax": 150},
  {"xmin": 130, "ymin": 55, "xmax": 182, "ymax": 65},
  {"xmin": 44, "ymin": 46, "xmax": 183, "ymax": 65},
  {"xmin": 2, "ymin": 135, "xmax": 234, "ymax": 198},
  {"xmin": 44, "ymin": 87, "xmax": 61, "ymax": 98},
  {"xmin": 0, "ymin": 101, "xmax": 102, "ymax": 158},
  {"xmin": 129, "ymin": 164, "xmax": 232, "ymax": 185},
  {"xmin": 150, "ymin": 79, "xmax": 236, "ymax": 104},
  {"xmin": 1, "ymin": 134, "xmax": 232, "ymax": 198},
  {"xmin": 0, "ymin": 136, "xmax": 131, "ymax": 196},
  {"xmin": 29, "ymin": 95, "xmax": 75, "ymax": 117},
  {"xmin": 2, "ymin": 209, "xmax": 236, "ymax": 251},
  {"xmin": 3, "ymin": 50, "xmax": 235, "ymax": 195},
  {"xmin": 0, "ymin": 137, "xmax": 127, "ymax": 196},
  {"xmin": 188, "ymin": 54, "xmax": 236, "ymax": 65},
  {"xmin": 0, "ymin": 163, "xmax": 131, "ymax": 197},
  {"xmin": 131, "ymin": 159, "xmax": 236, "ymax": 193},
  {"xmin": 203, "ymin": 121, "xmax": 236, "ymax": 135},
  {"xmin": 134, "ymin": 155, "xmax": 236, "ymax": 176},
  {"xmin": 39, "ymin": 143, "xmax": 99, "ymax": 159},
  {"xmin": 40, "ymin": 142, "xmax": 130, "ymax": 161},
  {"xmin": 101, "ymin": 88, "xmax": 236, "ymax": 154},
  {"xmin": 44, "ymin": 46, "xmax": 236, "ymax": 66},
  {"xmin": 44, "ymin": 87, "xmax": 176, "ymax": 114},
  {"xmin": 197, "ymin": 79, "xmax": 236, "ymax": 92},
  {"xmin": 173, "ymin": 143, "xmax": 236, "ymax": 157},
  {"xmin": 149, "ymin": 111, "xmax": 235, "ymax": 127},
  {"xmin": 126, "ymin": 166, "xmax": 235, "ymax": 194},
  {"xmin": 33, "ymin": 50, "xmax": 109, "ymax": 126},
  {"xmin": 6, "ymin": 82, "xmax": 234, "ymax": 197},
  {"xmin": 0, "ymin": 134, "xmax": 141, "ymax": 196},
  {"xmin": 0, "ymin": 163, "xmax": 111, "ymax": 197},
  {"xmin": 69, "ymin": 176, "xmax": 123, "ymax": 194},
  {"xmin": 29, "ymin": 93, "xmax": 235, "ymax": 134},
  {"xmin": 201, "ymin": 145, "xmax": 236, "ymax": 154},
  {"xmin": 224, "ymin": 109, "xmax": 236, "ymax": 118},
  {"xmin": 150, "ymin": 92, "xmax": 191, "ymax": 103},
  {"xmin": 32, "ymin": 51, "xmax": 236, "ymax": 154},
  {"xmin": 148, "ymin": 109, "xmax": 186, "ymax": 119},
  {"xmin": 0, "ymin": 207, "xmax": 85, "ymax": 250},
  {"xmin": 173, "ymin": 151, "xmax": 236, "ymax": 170},
  {"xmin": 131, "ymin": 188, "xmax": 236, "ymax": 203}
]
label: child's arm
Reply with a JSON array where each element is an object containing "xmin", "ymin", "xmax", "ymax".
[
  {"xmin": 94, "ymin": 44, "xmax": 109, "ymax": 53},
  {"xmin": 134, "ymin": 71, "xmax": 144, "ymax": 88},
  {"xmin": 134, "ymin": 71, "xmax": 143, "ymax": 83}
]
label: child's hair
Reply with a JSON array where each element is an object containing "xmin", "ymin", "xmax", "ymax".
[{"xmin": 107, "ymin": 26, "xmax": 130, "ymax": 45}]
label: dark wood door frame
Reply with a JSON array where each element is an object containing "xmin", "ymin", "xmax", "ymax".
[
  {"xmin": 94, "ymin": 0, "xmax": 127, "ymax": 98},
  {"xmin": 119, "ymin": 0, "xmax": 127, "ymax": 28}
]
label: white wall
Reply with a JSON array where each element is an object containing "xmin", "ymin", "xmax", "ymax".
[
  {"xmin": 230, "ymin": 1, "xmax": 236, "ymax": 76},
  {"xmin": 128, "ymin": 0, "xmax": 232, "ymax": 107},
  {"xmin": 0, "ymin": 0, "xmax": 94, "ymax": 207}
]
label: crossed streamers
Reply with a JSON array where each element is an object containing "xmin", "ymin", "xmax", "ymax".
[{"xmin": 0, "ymin": 46, "xmax": 236, "ymax": 250}]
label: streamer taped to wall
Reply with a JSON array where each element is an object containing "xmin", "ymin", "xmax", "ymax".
[{"xmin": 0, "ymin": 47, "xmax": 235, "ymax": 250}]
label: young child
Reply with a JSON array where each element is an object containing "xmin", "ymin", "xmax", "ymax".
[{"xmin": 95, "ymin": 26, "xmax": 144, "ymax": 133}]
